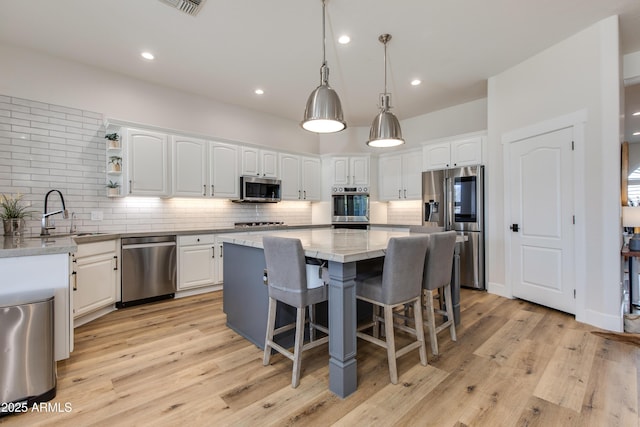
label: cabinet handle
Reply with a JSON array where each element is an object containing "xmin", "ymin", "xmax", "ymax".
[
  {"xmin": 113, "ymin": 255, "xmax": 118, "ymax": 271},
  {"xmin": 404, "ymin": 189, "xmax": 407, "ymax": 198},
  {"xmin": 212, "ymin": 246, "xmax": 215, "ymax": 258},
  {"xmin": 72, "ymin": 271, "xmax": 77, "ymax": 291},
  {"xmin": 303, "ymin": 190, "xmax": 306, "ymax": 199},
  {"xmin": 203, "ymin": 185, "xmax": 206, "ymax": 196},
  {"xmin": 129, "ymin": 180, "xmax": 132, "ymax": 194},
  {"xmin": 298, "ymin": 190, "xmax": 301, "ymax": 200},
  {"xmin": 220, "ymin": 244, "xmax": 223, "ymax": 258},
  {"xmin": 211, "ymin": 185, "xmax": 214, "ymax": 196}
]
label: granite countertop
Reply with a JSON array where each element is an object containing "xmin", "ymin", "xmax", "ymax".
[
  {"xmin": 0, "ymin": 235, "xmax": 77, "ymax": 258},
  {"xmin": 218, "ymin": 228, "xmax": 412, "ymax": 263}
]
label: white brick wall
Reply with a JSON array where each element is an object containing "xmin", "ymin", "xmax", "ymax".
[
  {"xmin": 0, "ymin": 95, "xmax": 312, "ymax": 236},
  {"xmin": 386, "ymin": 200, "xmax": 421, "ymax": 225}
]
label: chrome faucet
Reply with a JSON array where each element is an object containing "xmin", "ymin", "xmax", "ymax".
[{"xmin": 41, "ymin": 189, "xmax": 69, "ymax": 236}]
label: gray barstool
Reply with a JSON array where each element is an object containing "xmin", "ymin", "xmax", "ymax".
[
  {"xmin": 262, "ymin": 236, "xmax": 329, "ymax": 388},
  {"xmin": 355, "ymin": 235, "xmax": 429, "ymax": 384},
  {"xmin": 420, "ymin": 231, "xmax": 457, "ymax": 356}
]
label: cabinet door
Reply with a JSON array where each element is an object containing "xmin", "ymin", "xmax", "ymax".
[
  {"xmin": 279, "ymin": 153, "xmax": 301, "ymax": 200},
  {"xmin": 423, "ymin": 142, "xmax": 451, "ymax": 170},
  {"xmin": 451, "ymin": 137, "xmax": 482, "ymax": 167},
  {"xmin": 402, "ymin": 150, "xmax": 423, "ymax": 200},
  {"xmin": 214, "ymin": 237, "xmax": 225, "ymax": 284},
  {"xmin": 210, "ymin": 142, "xmax": 239, "ymax": 198},
  {"xmin": 378, "ymin": 154, "xmax": 403, "ymax": 201},
  {"xmin": 172, "ymin": 136, "xmax": 207, "ymax": 197},
  {"xmin": 301, "ymin": 157, "xmax": 321, "ymax": 201},
  {"xmin": 74, "ymin": 252, "xmax": 117, "ymax": 318},
  {"xmin": 241, "ymin": 146, "xmax": 260, "ymax": 176},
  {"xmin": 350, "ymin": 156, "xmax": 370, "ymax": 187},
  {"xmin": 331, "ymin": 157, "xmax": 349, "ymax": 185},
  {"xmin": 127, "ymin": 128, "xmax": 171, "ymax": 196},
  {"xmin": 178, "ymin": 245, "xmax": 216, "ymax": 290},
  {"xmin": 261, "ymin": 150, "xmax": 279, "ymax": 178}
]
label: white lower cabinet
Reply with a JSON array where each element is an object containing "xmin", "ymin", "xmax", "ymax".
[
  {"xmin": 178, "ymin": 234, "xmax": 223, "ymax": 290},
  {"xmin": 72, "ymin": 240, "xmax": 118, "ymax": 319}
]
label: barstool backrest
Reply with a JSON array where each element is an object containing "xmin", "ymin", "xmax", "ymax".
[
  {"xmin": 422, "ymin": 231, "xmax": 457, "ymax": 291},
  {"xmin": 263, "ymin": 236, "xmax": 308, "ymax": 307},
  {"xmin": 380, "ymin": 235, "xmax": 430, "ymax": 305}
]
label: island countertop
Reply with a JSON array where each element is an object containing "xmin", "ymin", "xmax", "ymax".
[{"xmin": 218, "ymin": 228, "xmax": 412, "ymax": 263}]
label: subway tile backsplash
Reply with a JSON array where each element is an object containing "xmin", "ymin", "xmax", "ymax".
[{"xmin": 0, "ymin": 95, "xmax": 312, "ymax": 236}]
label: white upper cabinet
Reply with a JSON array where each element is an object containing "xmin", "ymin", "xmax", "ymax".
[
  {"xmin": 301, "ymin": 156, "xmax": 321, "ymax": 201},
  {"xmin": 126, "ymin": 128, "xmax": 171, "ymax": 197},
  {"xmin": 423, "ymin": 136, "xmax": 483, "ymax": 170},
  {"xmin": 172, "ymin": 136, "xmax": 207, "ymax": 197},
  {"xmin": 279, "ymin": 153, "xmax": 321, "ymax": 201},
  {"xmin": 209, "ymin": 142, "xmax": 239, "ymax": 198},
  {"xmin": 331, "ymin": 156, "xmax": 369, "ymax": 188},
  {"xmin": 378, "ymin": 148, "xmax": 423, "ymax": 201},
  {"xmin": 241, "ymin": 147, "xmax": 278, "ymax": 178}
]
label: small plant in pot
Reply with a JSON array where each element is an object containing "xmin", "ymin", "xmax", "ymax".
[
  {"xmin": 109, "ymin": 156, "xmax": 122, "ymax": 172},
  {"xmin": 105, "ymin": 132, "xmax": 120, "ymax": 148},
  {"xmin": 0, "ymin": 193, "xmax": 34, "ymax": 235},
  {"xmin": 106, "ymin": 180, "xmax": 121, "ymax": 197}
]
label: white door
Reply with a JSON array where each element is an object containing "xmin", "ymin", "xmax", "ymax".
[
  {"xmin": 173, "ymin": 136, "xmax": 207, "ymax": 197},
  {"xmin": 280, "ymin": 153, "xmax": 301, "ymax": 200},
  {"xmin": 402, "ymin": 150, "xmax": 423, "ymax": 200},
  {"xmin": 350, "ymin": 156, "xmax": 370, "ymax": 186},
  {"xmin": 301, "ymin": 156, "xmax": 321, "ymax": 201},
  {"xmin": 378, "ymin": 154, "xmax": 403, "ymax": 200},
  {"xmin": 209, "ymin": 142, "xmax": 239, "ymax": 198},
  {"xmin": 508, "ymin": 127, "xmax": 575, "ymax": 314}
]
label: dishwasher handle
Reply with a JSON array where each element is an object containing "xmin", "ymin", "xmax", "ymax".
[{"xmin": 122, "ymin": 241, "xmax": 176, "ymax": 250}]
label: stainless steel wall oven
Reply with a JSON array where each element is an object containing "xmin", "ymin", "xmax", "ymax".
[{"xmin": 332, "ymin": 187, "xmax": 369, "ymax": 228}]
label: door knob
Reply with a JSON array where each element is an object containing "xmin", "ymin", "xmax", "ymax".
[{"xmin": 510, "ymin": 224, "xmax": 519, "ymax": 232}]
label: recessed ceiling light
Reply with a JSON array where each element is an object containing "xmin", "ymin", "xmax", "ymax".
[
  {"xmin": 634, "ymin": 132, "xmax": 640, "ymax": 136},
  {"xmin": 255, "ymin": 89, "xmax": 264, "ymax": 95},
  {"xmin": 411, "ymin": 79, "xmax": 422, "ymax": 86},
  {"xmin": 141, "ymin": 52, "xmax": 155, "ymax": 60},
  {"xmin": 634, "ymin": 111, "xmax": 640, "ymax": 116},
  {"xmin": 338, "ymin": 35, "xmax": 351, "ymax": 44}
]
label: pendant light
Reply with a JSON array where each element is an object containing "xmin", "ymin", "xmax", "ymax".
[
  {"xmin": 301, "ymin": 0, "xmax": 346, "ymax": 134},
  {"xmin": 367, "ymin": 34, "xmax": 404, "ymax": 147}
]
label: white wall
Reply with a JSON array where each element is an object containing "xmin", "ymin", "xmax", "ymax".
[
  {"xmin": 0, "ymin": 44, "xmax": 319, "ymax": 154},
  {"xmin": 487, "ymin": 16, "xmax": 621, "ymax": 330},
  {"xmin": 317, "ymin": 98, "xmax": 487, "ymax": 155}
]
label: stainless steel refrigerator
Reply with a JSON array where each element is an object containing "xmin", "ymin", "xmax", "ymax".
[{"xmin": 422, "ymin": 165, "xmax": 485, "ymax": 289}]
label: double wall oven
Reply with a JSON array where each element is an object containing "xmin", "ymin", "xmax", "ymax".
[{"xmin": 332, "ymin": 186, "xmax": 370, "ymax": 229}]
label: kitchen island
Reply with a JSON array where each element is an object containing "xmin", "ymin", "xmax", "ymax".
[{"xmin": 220, "ymin": 228, "xmax": 454, "ymax": 398}]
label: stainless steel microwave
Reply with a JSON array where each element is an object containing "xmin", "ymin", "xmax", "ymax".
[{"xmin": 234, "ymin": 176, "xmax": 281, "ymax": 203}]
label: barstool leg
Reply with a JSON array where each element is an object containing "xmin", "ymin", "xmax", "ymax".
[
  {"xmin": 383, "ymin": 305, "xmax": 398, "ymax": 384},
  {"xmin": 291, "ymin": 307, "xmax": 306, "ymax": 388},
  {"xmin": 424, "ymin": 289, "xmax": 439, "ymax": 356},
  {"xmin": 263, "ymin": 297, "xmax": 277, "ymax": 366},
  {"xmin": 309, "ymin": 304, "xmax": 316, "ymax": 341},
  {"xmin": 413, "ymin": 298, "xmax": 428, "ymax": 366},
  {"xmin": 444, "ymin": 284, "xmax": 457, "ymax": 342}
]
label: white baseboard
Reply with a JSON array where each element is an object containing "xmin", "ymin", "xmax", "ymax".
[
  {"xmin": 487, "ymin": 281, "xmax": 512, "ymax": 299},
  {"xmin": 74, "ymin": 305, "xmax": 116, "ymax": 328},
  {"xmin": 175, "ymin": 284, "xmax": 222, "ymax": 298}
]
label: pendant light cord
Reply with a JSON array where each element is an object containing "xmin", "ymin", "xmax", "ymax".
[{"xmin": 322, "ymin": 0, "xmax": 327, "ymax": 67}]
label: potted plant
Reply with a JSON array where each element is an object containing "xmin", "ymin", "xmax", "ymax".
[
  {"xmin": 0, "ymin": 193, "xmax": 33, "ymax": 235},
  {"xmin": 105, "ymin": 132, "xmax": 120, "ymax": 149},
  {"xmin": 106, "ymin": 180, "xmax": 120, "ymax": 197},
  {"xmin": 109, "ymin": 156, "xmax": 122, "ymax": 172}
]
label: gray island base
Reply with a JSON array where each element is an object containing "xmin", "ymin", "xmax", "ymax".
[{"xmin": 220, "ymin": 228, "xmax": 462, "ymax": 398}]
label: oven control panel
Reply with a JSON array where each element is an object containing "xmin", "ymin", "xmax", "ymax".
[{"xmin": 332, "ymin": 186, "xmax": 368, "ymax": 194}]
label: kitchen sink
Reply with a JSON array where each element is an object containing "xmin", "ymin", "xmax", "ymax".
[{"xmin": 73, "ymin": 232, "xmax": 108, "ymax": 237}]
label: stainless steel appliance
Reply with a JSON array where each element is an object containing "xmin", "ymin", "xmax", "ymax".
[
  {"xmin": 1, "ymin": 294, "xmax": 56, "ymax": 411},
  {"xmin": 422, "ymin": 165, "xmax": 485, "ymax": 289},
  {"xmin": 332, "ymin": 187, "xmax": 370, "ymax": 229},
  {"xmin": 119, "ymin": 235, "xmax": 177, "ymax": 308},
  {"xmin": 234, "ymin": 176, "xmax": 281, "ymax": 203}
]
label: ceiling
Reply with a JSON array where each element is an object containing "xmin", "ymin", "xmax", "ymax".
[{"xmin": 3, "ymin": 0, "xmax": 640, "ymax": 134}]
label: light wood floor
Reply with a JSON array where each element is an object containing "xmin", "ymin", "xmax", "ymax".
[{"xmin": 2, "ymin": 289, "xmax": 639, "ymax": 426}]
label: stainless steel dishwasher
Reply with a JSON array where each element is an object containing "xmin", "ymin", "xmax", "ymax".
[{"xmin": 119, "ymin": 235, "xmax": 177, "ymax": 308}]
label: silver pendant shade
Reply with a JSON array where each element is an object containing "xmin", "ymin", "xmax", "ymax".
[
  {"xmin": 301, "ymin": 0, "xmax": 346, "ymax": 134},
  {"xmin": 367, "ymin": 34, "xmax": 404, "ymax": 148}
]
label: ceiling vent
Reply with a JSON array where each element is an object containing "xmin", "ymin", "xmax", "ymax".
[{"xmin": 159, "ymin": 0, "xmax": 206, "ymax": 16}]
